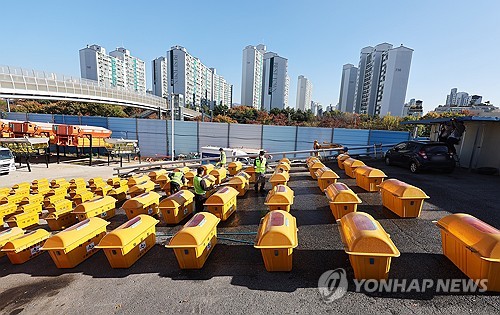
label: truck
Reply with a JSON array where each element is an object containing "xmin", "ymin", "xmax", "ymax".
[{"xmin": 0, "ymin": 147, "xmax": 15, "ymax": 175}]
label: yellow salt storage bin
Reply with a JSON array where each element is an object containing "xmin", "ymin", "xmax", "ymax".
[
  {"xmin": 72, "ymin": 196, "xmax": 116, "ymax": 221},
  {"xmin": 148, "ymin": 169, "xmax": 167, "ymax": 183},
  {"xmin": 276, "ymin": 162, "xmax": 291, "ymax": 173},
  {"xmin": 325, "ymin": 183, "xmax": 362, "ymax": 220},
  {"xmin": 354, "ymin": 166, "xmax": 387, "ymax": 192},
  {"xmin": 244, "ymin": 166, "xmax": 257, "ymax": 183},
  {"xmin": 254, "ymin": 210, "xmax": 298, "ymax": 272},
  {"xmin": 46, "ymin": 199, "xmax": 73, "ymax": 214},
  {"xmin": 264, "ymin": 185, "xmax": 294, "ymax": 212},
  {"xmin": 89, "ymin": 180, "xmax": 108, "ymax": 193},
  {"xmin": 69, "ymin": 178, "xmax": 87, "ymax": 191},
  {"xmin": 127, "ymin": 175, "xmax": 150, "ymax": 187},
  {"xmin": 159, "ymin": 190, "xmax": 195, "ymax": 224},
  {"xmin": 279, "ymin": 157, "xmax": 291, "ymax": 165},
  {"xmin": 19, "ymin": 193, "xmax": 44, "ymax": 206},
  {"xmin": 209, "ymin": 167, "xmax": 227, "ymax": 185},
  {"xmin": 337, "ymin": 154, "xmax": 350, "ymax": 169},
  {"xmin": 129, "ymin": 180, "xmax": 155, "ymax": 198},
  {"xmin": 32, "ymin": 185, "xmax": 51, "ymax": 196},
  {"xmin": 72, "ymin": 190, "xmax": 94, "ymax": 206},
  {"xmin": 1, "ymin": 229, "xmax": 50, "ymax": 264},
  {"xmin": 45, "ymin": 207, "xmax": 78, "ymax": 231},
  {"xmin": 0, "ymin": 187, "xmax": 11, "ymax": 196},
  {"xmin": 43, "ymin": 193, "xmax": 66, "ymax": 208},
  {"xmin": 156, "ymin": 174, "xmax": 171, "ymax": 191},
  {"xmin": 6, "ymin": 211, "xmax": 39, "ymax": 229},
  {"xmin": 269, "ymin": 170, "xmax": 290, "ymax": 188},
  {"xmin": 184, "ymin": 170, "xmax": 196, "ymax": 188},
  {"xmin": 88, "ymin": 177, "xmax": 104, "ymax": 186},
  {"xmin": 107, "ymin": 185, "xmax": 128, "ymax": 201},
  {"xmin": 343, "ymin": 158, "xmax": 365, "ymax": 178},
  {"xmin": 228, "ymin": 161, "xmax": 243, "ymax": 176},
  {"xmin": 69, "ymin": 187, "xmax": 88, "ymax": 199},
  {"xmin": 17, "ymin": 203, "xmax": 42, "ymax": 215},
  {"xmin": 307, "ymin": 159, "xmax": 325, "ymax": 179},
  {"xmin": 226, "ymin": 173, "xmax": 250, "ymax": 197},
  {"xmin": 31, "ymin": 178, "xmax": 49, "ymax": 188},
  {"xmin": 9, "ymin": 187, "xmax": 30, "ymax": 197},
  {"xmin": 436, "ymin": 214, "xmax": 500, "ymax": 292},
  {"xmin": 204, "ymin": 186, "xmax": 238, "ymax": 221},
  {"xmin": 45, "ymin": 187, "xmax": 67, "ymax": 198},
  {"xmin": 315, "ymin": 167, "xmax": 340, "ymax": 191},
  {"xmin": 106, "ymin": 177, "xmax": 121, "ymax": 187},
  {"xmin": 174, "ymin": 166, "xmax": 190, "ymax": 174},
  {"xmin": 50, "ymin": 178, "xmax": 70, "ymax": 191},
  {"xmin": 97, "ymin": 215, "xmax": 159, "ymax": 268},
  {"xmin": 201, "ymin": 174, "xmax": 217, "ymax": 197},
  {"xmin": 379, "ymin": 179, "xmax": 429, "ymax": 218},
  {"xmin": 201, "ymin": 164, "xmax": 214, "ymax": 176},
  {"xmin": 0, "ymin": 227, "xmax": 24, "ymax": 257},
  {"xmin": 95, "ymin": 184, "xmax": 113, "ymax": 197},
  {"xmin": 0, "ymin": 194, "xmax": 26, "ymax": 206},
  {"xmin": 166, "ymin": 212, "xmax": 220, "ymax": 269},
  {"xmin": 12, "ymin": 182, "xmax": 31, "ymax": 191},
  {"xmin": 122, "ymin": 191, "xmax": 161, "ymax": 220},
  {"xmin": 338, "ymin": 212, "xmax": 400, "ymax": 280},
  {"xmin": 0, "ymin": 203, "xmax": 17, "ymax": 225},
  {"xmin": 42, "ymin": 217, "xmax": 109, "ymax": 268}
]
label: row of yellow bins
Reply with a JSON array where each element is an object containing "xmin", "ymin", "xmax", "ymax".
[
  {"xmin": 315, "ymin": 167, "xmax": 340, "ymax": 191},
  {"xmin": 265, "ymin": 185, "xmax": 294, "ymax": 212},
  {"xmin": 343, "ymin": 158, "xmax": 365, "ymax": 178},
  {"xmin": 306, "ymin": 157, "xmax": 325, "ymax": 179},
  {"xmin": 122, "ymin": 192, "xmax": 160, "ymax": 220},
  {"xmin": 226, "ymin": 171, "xmax": 250, "ymax": 196}
]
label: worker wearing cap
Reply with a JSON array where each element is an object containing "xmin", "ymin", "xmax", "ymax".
[
  {"xmin": 254, "ymin": 150, "xmax": 267, "ymax": 193},
  {"xmin": 216, "ymin": 147, "xmax": 226, "ymax": 168},
  {"xmin": 193, "ymin": 167, "xmax": 211, "ymax": 212},
  {"xmin": 168, "ymin": 170, "xmax": 185, "ymax": 195}
]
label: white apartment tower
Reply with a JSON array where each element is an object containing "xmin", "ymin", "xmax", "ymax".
[
  {"xmin": 241, "ymin": 44, "xmax": 266, "ymax": 109},
  {"xmin": 152, "ymin": 56, "xmax": 168, "ymax": 98},
  {"xmin": 262, "ymin": 52, "xmax": 289, "ymax": 111},
  {"xmin": 296, "ymin": 75, "xmax": 313, "ymax": 111},
  {"xmin": 338, "ymin": 64, "xmax": 358, "ymax": 113},
  {"xmin": 79, "ymin": 44, "xmax": 146, "ymax": 93}
]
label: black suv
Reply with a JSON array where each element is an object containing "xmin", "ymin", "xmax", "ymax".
[{"xmin": 384, "ymin": 141, "xmax": 456, "ymax": 173}]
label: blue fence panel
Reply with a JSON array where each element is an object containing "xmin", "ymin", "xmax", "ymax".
[
  {"xmin": 199, "ymin": 122, "xmax": 228, "ymax": 149},
  {"xmin": 296, "ymin": 127, "xmax": 333, "ymax": 150},
  {"xmin": 332, "ymin": 128, "xmax": 370, "ymax": 155},
  {"xmin": 167, "ymin": 120, "xmax": 198, "ymax": 155},
  {"xmin": 137, "ymin": 119, "xmax": 167, "ymax": 157},
  {"xmin": 81, "ymin": 116, "xmax": 108, "ymax": 128},
  {"xmin": 27, "ymin": 113, "xmax": 53, "ymax": 123},
  {"xmin": 228, "ymin": 123, "xmax": 261, "ymax": 149},
  {"xmin": 368, "ymin": 130, "xmax": 410, "ymax": 147},
  {"xmin": 53, "ymin": 114, "xmax": 80, "ymax": 125},
  {"xmin": 5, "ymin": 112, "xmax": 28, "ymax": 121},
  {"xmin": 262, "ymin": 125, "xmax": 296, "ymax": 155},
  {"xmin": 107, "ymin": 117, "xmax": 137, "ymax": 140}
]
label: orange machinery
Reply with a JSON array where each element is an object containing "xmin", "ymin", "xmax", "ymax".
[
  {"xmin": 0, "ymin": 119, "xmax": 13, "ymax": 137},
  {"xmin": 53, "ymin": 124, "xmax": 112, "ymax": 147},
  {"xmin": 9, "ymin": 121, "xmax": 55, "ymax": 138}
]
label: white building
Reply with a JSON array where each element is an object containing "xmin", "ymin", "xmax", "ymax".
[
  {"xmin": 262, "ymin": 52, "xmax": 289, "ymax": 111},
  {"xmin": 352, "ymin": 43, "xmax": 413, "ymax": 116},
  {"xmin": 311, "ymin": 101, "xmax": 322, "ymax": 116},
  {"xmin": 166, "ymin": 45, "xmax": 232, "ymax": 108},
  {"xmin": 152, "ymin": 56, "xmax": 168, "ymax": 98},
  {"xmin": 79, "ymin": 44, "xmax": 146, "ymax": 93},
  {"xmin": 338, "ymin": 64, "xmax": 358, "ymax": 113},
  {"xmin": 402, "ymin": 99, "xmax": 423, "ymax": 117},
  {"xmin": 445, "ymin": 88, "xmax": 482, "ymax": 107},
  {"xmin": 296, "ymin": 75, "xmax": 313, "ymax": 111},
  {"xmin": 241, "ymin": 44, "xmax": 266, "ymax": 109}
]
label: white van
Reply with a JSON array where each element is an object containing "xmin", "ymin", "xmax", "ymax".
[
  {"xmin": 201, "ymin": 146, "xmax": 258, "ymax": 165},
  {"xmin": 0, "ymin": 147, "xmax": 15, "ymax": 175}
]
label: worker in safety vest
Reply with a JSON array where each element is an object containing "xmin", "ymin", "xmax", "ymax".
[
  {"xmin": 168, "ymin": 170, "xmax": 186, "ymax": 194},
  {"xmin": 254, "ymin": 150, "xmax": 267, "ymax": 193},
  {"xmin": 216, "ymin": 147, "xmax": 226, "ymax": 168},
  {"xmin": 193, "ymin": 167, "xmax": 212, "ymax": 212}
]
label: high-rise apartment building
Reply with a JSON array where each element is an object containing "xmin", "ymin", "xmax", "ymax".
[
  {"xmin": 296, "ymin": 75, "xmax": 313, "ymax": 111},
  {"xmin": 338, "ymin": 64, "xmax": 358, "ymax": 113},
  {"xmin": 445, "ymin": 88, "xmax": 477, "ymax": 106},
  {"xmin": 351, "ymin": 43, "xmax": 413, "ymax": 116},
  {"xmin": 241, "ymin": 44, "xmax": 266, "ymax": 109},
  {"xmin": 152, "ymin": 56, "xmax": 168, "ymax": 98},
  {"xmin": 79, "ymin": 45, "xmax": 146, "ymax": 93},
  {"xmin": 262, "ymin": 52, "xmax": 289, "ymax": 111}
]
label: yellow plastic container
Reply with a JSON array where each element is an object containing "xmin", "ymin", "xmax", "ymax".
[
  {"xmin": 106, "ymin": 177, "xmax": 121, "ymax": 187},
  {"xmin": 129, "ymin": 180, "xmax": 155, "ymax": 198},
  {"xmin": 89, "ymin": 180, "xmax": 108, "ymax": 193},
  {"xmin": 6, "ymin": 211, "xmax": 39, "ymax": 229},
  {"xmin": 72, "ymin": 196, "xmax": 116, "ymax": 221},
  {"xmin": 209, "ymin": 167, "xmax": 227, "ymax": 185},
  {"xmin": 51, "ymin": 178, "xmax": 70, "ymax": 191},
  {"xmin": 436, "ymin": 213, "xmax": 500, "ymax": 292},
  {"xmin": 0, "ymin": 203, "xmax": 17, "ymax": 225},
  {"xmin": 201, "ymin": 175, "xmax": 217, "ymax": 197},
  {"xmin": 19, "ymin": 193, "xmax": 44, "ymax": 206},
  {"xmin": 148, "ymin": 169, "xmax": 167, "ymax": 183},
  {"xmin": 227, "ymin": 173, "xmax": 250, "ymax": 197},
  {"xmin": 343, "ymin": 158, "xmax": 365, "ymax": 178},
  {"xmin": 204, "ymin": 186, "xmax": 238, "ymax": 221},
  {"xmin": 12, "ymin": 182, "xmax": 31, "ymax": 191},
  {"xmin": 325, "ymin": 183, "xmax": 362, "ymax": 220},
  {"xmin": 254, "ymin": 210, "xmax": 298, "ymax": 272},
  {"xmin": 338, "ymin": 212, "xmax": 400, "ymax": 280},
  {"xmin": 9, "ymin": 187, "xmax": 30, "ymax": 197},
  {"xmin": 276, "ymin": 162, "xmax": 291, "ymax": 172},
  {"xmin": 1, "ymin": 229, "xmax": 50, "ymax": 264},
  {"xmin": 88, "ymin": 177, "xmax": 104, "ymax": 187},
  {"xmin": 31, "ymin": 185, "xmax": 51, "ymax": 196},
  {"xmin": 69, "ymin": 177, "xmax": 85, "ymax": 184},
  {"xmin": 45, "ymin": 187, "xmax": 67, "ymax": 198},
  {"xmin": 337, "ymin": 154, "xmax": 350, "ymax": 169},
  {"xmin": 307, "ymin": 159, "xmax": 325, "ymax": 179},
  {"xmin": 244, "ymin": 166, "xmax": 257, "ymax": 183},
  {"xmin": 201, "ymin": 164, "xmax": 215, "ymax": 176},
  {"xmin": 69, "ymin": 187, "xmax": 88, "ymax": 199},
  {"xmin": 315, "ymin": 167, "xmax": 340, "ymax": 191},
  {"xmin": 156, "ymin": 174, "xmax": 171, "ymax": 190},
  {"xmin": 31, "ymin": 178, "xmax": 49, "ymax": 188},
  {"xmin": 0, "ymin": 187, "xmax": 10, "ymax": 197},
  {"xmin": 0, "ymin": 194, "xmax": 26, "ymax": 206},
  {"xmin": 279, "ymin": 157, "xmax": 291, "ymax": 165},
  {"xmin": 184, "ymin": 170, "xmax": 197, "ymax": 187},
  {"xmin": 122, "ymin": 191, "xmax": 161, "ymax": 220},
  {"xmin": 264, "ymin": 185, "xmax": 294, "ymax": 212},
  {"xmin": 269, "ymin": 170, "xmax": 290, "ymax": 188},
  {"xmin": 46, "ymin": 199, "xmax": 73, "ymax": 214},
  {"xmin": 42, "ymin": 217, "xmax": 109, "ymax": 268},
  {"xmin": 379, "ymin": 179, "xmax": 429, "ymax": 218},
  {"xmin": 166, "ymin": 212, "xmax": 220, "ymax": 269},
  {"xmin": 72, "ymin": 190, "xmax": 94, "ymax": 206},
  {"xmin": 69, "ymin": 178, "xmax": 87, "ymax": 190},
  {"xmin": 127, "ymin": 175, "xmax": 150, "ymax": 187},
  {"xmin": 174, "ymin": 166, "xmax": 190, "ymax": 174},
  {"xmin": 0, "ymin": 227, "xmax": 24, "ymax": 258},
  {"xmin": 107, "ymin": 185, "xmax": 128, "ymax": 201},
  {"xmin": 97, "ymin": 215, "xmax": 159, "ymax": 268},
  {"xmin": 354, "ymin": 166, "xmax": 387, "ymax": 192},
  {"xmin": 95, "ymin": 184, "xmax": 113, "ymax": 197},
  {"xmin": 45, "ymin": 207, "xmax": 78, "ymax": 231},
  {"xmin": 159, "ymin": 190, "xmax": 195, "ymax": 224},
  {"xmin": 17, "ymin": 202, "xmax": 42, "ymax": 215},
  {"xmin": 228, "ymin": 161, "xmax": 243, "ymax": 176}
]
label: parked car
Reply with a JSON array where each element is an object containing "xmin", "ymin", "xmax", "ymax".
[
  {"xmin": 0, "ymin": 147, "xmax": 15, "ymax": 175},
  {"xmin": 384, "ymin": 141, "xmax": 456, "ymax": 173}
]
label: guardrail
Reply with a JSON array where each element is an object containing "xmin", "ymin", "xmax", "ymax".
[{"xmin": 113, "ymin": 143, "xmax": 397, "ymax": 176}]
